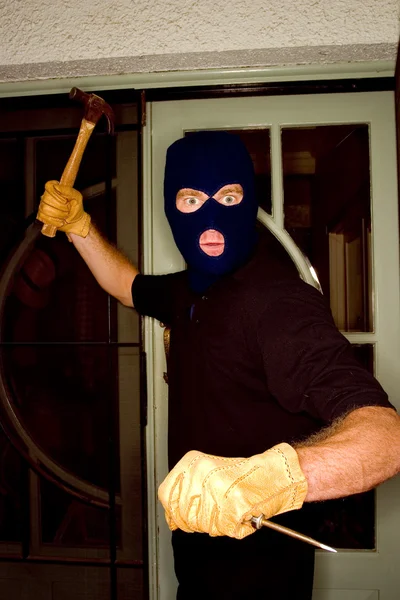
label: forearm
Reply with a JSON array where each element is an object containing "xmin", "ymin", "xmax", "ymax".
[
  {"xmin": 70, "ymin": 224, "xmax": 138, "ymax": 306},
  {"xmin": 295, "ymin": 406, "xmax": 400, "ymax": 502}
]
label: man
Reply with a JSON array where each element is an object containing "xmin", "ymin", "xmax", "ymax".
[{"xmin": 38, "ymin": 131, "xmax": 400, "ymax": 599}]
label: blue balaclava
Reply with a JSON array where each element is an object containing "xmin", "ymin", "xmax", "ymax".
[{"xmin": 164, "ymin": 131, "xmax": 258, "ymax": 293}]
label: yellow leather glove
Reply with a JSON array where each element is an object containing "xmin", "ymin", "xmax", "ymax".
[
  {"xmin": 158, "ymin": 443, "xmax": 307, "ymax": 539},
  {"xmin": 37, "ymin": 180, "xmax": 91, "ymax": 237}
]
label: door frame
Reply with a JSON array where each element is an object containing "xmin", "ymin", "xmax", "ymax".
[
  {"xmin": 0, "ymin": 59, "xmax": 395, "ymax": 99},
  {"xmin": 143, "ymin": 91, "xmax": 400, "ymax": 600}
]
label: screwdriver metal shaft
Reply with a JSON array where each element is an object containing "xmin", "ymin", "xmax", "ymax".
[{"xmin": 251, "ymin": 515, "xmax": 337, "ymax": 553}]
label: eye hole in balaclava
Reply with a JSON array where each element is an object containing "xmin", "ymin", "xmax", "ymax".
[{"xmin": 164, "ymin": 131, "xmax": 258, "ymax": 293}]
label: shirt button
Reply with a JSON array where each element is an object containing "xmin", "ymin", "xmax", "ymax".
[{"xmin": 201, "ymin": 296, "xmax": 208, "ymax": 301}]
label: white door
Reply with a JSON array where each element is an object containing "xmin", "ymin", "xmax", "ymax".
[{"xmin": 144, "ymin": 92, "xmax": 400, "ymax": 600}]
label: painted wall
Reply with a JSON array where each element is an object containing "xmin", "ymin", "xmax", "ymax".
[{"xmin": 0, "ymin": 0, "xmax": 399, "ymax": 81}]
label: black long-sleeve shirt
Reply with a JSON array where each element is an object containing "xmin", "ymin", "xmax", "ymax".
[{"xmin": 132, "ymin": 236, "xmax": 392, "ymax": 470}]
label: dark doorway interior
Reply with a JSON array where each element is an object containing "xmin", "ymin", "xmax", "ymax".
[{"xmin": 0, "ymin": 91, "xmax": 147, "ymax": 600}]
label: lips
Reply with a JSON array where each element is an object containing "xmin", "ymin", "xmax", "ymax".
[{"xmin": 199, "ymin": 229, "xmax": 225, "ymax": 257}]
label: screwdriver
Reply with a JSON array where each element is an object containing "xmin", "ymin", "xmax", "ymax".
[{"xmin": 251, "ymin": 514, "xmax": 337, "ymax": 553}]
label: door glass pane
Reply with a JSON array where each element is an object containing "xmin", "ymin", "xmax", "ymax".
[
  {"xmin": 0, "ymin": 343, "xmax": 142, "ymax": 555},
  {"xmin": 282, "ymin": 125, "xmax": 372, "ymax": 332},
  {"xmin": 315, "ymin": 344, "xmax": 375, "ymax": 550},
  {"xmin": 0, "ymin": 428, "xmax": 24, "ymax": 549},
  {"xmin": 352, "ymin": 343, "xmax": 374, "ymax": 374},
  {"xmin": 2, "ymin": 131, "xmax": 139, "ymax": 345},
  {"xmin": 40, "ymin": 479, "xmax": 111, "ymax": 553},
  {"xmin": 229, "ymin": 129, "xmax": 271, "ymax": 214},
  {"xmin": 186, "ymin": 128, "xmax": 272, "ymax": 213},
  {"xmin": 0, "ymin": 139, "xmax": 23, "ymax": 262},
  {"xmin": 1, "ymin": 344, "xmax": 119, "ymax": 486},
  {"xmin": 0, "ymin": 94, "xmax": 145, "ymax": 595}
]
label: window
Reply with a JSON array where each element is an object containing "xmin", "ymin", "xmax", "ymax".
[{"xmin": 0, "ymin": 92, "xmax": 146, "ymax": 599}]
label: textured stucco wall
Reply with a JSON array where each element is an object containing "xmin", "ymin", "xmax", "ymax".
[{"xmin": 0, "ymin": 0, "xmax": 399, "ymax": 81}]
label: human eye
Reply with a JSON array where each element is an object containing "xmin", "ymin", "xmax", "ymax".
[
  {"xmin": 214, "ymin": 185, "xmax": 243, "ymax": 206},
  {"xmin": 221, "ymin": 195, "xmax": 237, "ymax": 205},
  {"xmin": 176, "ymin": 189, "xmax": 208, "ymax": 213}
]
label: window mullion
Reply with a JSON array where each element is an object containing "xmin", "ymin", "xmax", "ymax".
[{"xmin": 270, "ymin": 123, "xmax": 284, "ymax": 229}]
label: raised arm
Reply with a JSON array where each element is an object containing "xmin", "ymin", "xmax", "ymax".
[
  {"xmin": 69, "ymin": 225, "xmax": 137, "ymax": 306},
  {"xmin": 37, "ymin": 181, "xmax": 138, "ymax": 306}
]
